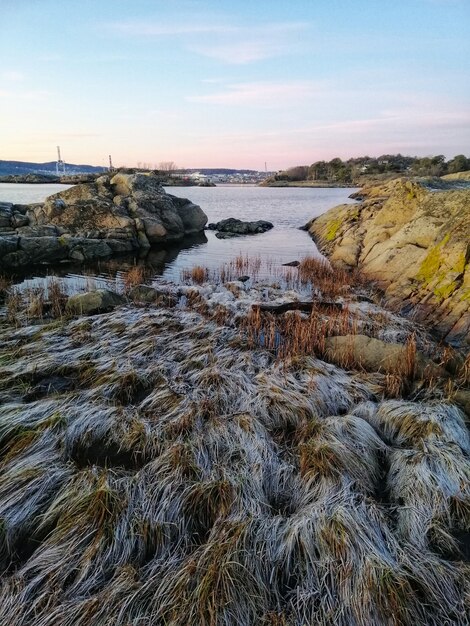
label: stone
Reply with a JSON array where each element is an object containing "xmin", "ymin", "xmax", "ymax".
[
  {"xmin": 208, "ymin": 218, "xmax": 273, "ymax": 236},
  {"xmin": 11, "ymin": 213, "xmax": 29, "ymax": 228},
  {"xmin": 128, "ymin": 285, "xmax": 177, "ymax": 306},
  {"xmin": 308, "ymin": 179, "xmax": 470, "ymax": 348},
  {"xmin": 324, "ymin": 334, "xmax": 446, "ymax": 379},
  {"xmin": 66, "ymin": 289, "xmax": 125, "ymax": 315},
  {"xmin": 282, "ymin": 260, "xmax": 300, "ymax": 267}
]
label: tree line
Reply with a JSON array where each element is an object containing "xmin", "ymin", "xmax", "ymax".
[{"xmin": 272, "ymin": 154, "xmax": 470, "ymax": 184}]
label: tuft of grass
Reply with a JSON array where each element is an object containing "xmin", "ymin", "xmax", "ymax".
[{"xmin": 122, "ymin": 265, "xmax": 146, "ymax": 292}]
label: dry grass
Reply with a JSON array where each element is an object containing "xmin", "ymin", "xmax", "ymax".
[
  {"xmin": 182, "ymin": 265, "xmax": 209, "ymax": 285},
  {"xmin": 0, "ymin": 260, "xmax": 468, "ymax": 625},
  {"xmin": 122, "ymin": 265, "xmax": 146, "ymax": 292}
]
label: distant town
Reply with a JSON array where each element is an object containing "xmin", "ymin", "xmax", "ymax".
[{"xmin": 0, "ymin": 158, "xmax": 273, "ymax": 185}]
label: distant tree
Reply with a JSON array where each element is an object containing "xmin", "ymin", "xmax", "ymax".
[
  {"xmin": 158, "ymin": 161, "xmax": 178, "ymax": 176},
  {"xmin": 447, "ymin": 154, "xmax": 469, "ymax": 174},
  {"xmin": 285, "ymin": 165, "xmax": 309, "ymax": 181}
]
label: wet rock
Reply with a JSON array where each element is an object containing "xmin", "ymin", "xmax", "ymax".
[
  {"xmin": 215, "ymin": 231, "xmax": 240, "ymax": 239},
  {"xmin": 66, "ymin": 289, "xmax": 125, "ymax": 315},
  {"xmin": 207, "ymin": 217, "xmax": 273, "ymax": 236}
]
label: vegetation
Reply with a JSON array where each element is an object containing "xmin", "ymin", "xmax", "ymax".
[
  {"xmin": 268, "ymin": 153, "xmax": 470, "ymax": 185},
  {"xmin": 0, "ymin": 257, "xmax": 469, "ymax": 625}
]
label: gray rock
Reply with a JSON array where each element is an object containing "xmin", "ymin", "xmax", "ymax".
[
  {"xmin": 208, "ymin": 218, "xmax": 273, "ymax": 236},
  {"xmin": 11, "ymin": 213, "xmax": 29, "ymax": 228},
  {"xmin": 128, "ymin": 285, "xmax": 177, "ymax": 306},
  {"xmin": 66, "ymin": 289, "xmax": 125, "ymax": 315},
  {"xmin": 0, "ymin": 236, "xmax": 19, "ymax": 256},
  {"xmin": 215, "ymin": 231, "xmax": 240, "ymax": 239},
  {"xmin": 19, "ymin": 236, "xmax": 70, "ymax": 263}
]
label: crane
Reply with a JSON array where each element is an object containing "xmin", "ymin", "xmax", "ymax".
[{"xmin": 56, "ymin": 146, "xmax": 65, "ymax": 175}]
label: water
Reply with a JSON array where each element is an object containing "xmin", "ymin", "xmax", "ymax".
[
  {"xmin": 0, "ymin": 183, "xmax": 71, "ymax": 205},
  {"xmin": 0, "ymin": 183, "xmax": 357, "ymax": 288}
]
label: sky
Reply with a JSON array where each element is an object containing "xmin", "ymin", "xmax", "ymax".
[{"xmin": 0, "ymin": 0, "xmax": 469, "ymax": 170}]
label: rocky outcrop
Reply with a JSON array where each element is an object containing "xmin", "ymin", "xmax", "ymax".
[
  {"xmin": 0, "ymin": 173, "xmax": 207, "ymax": 269},
  {"xmin": 307, "ymin": 179, "xmax": 470, "ymax": 347},
  {"xmin": 207, "ymin": 218, "xmax": 273, "ymax": 239}
]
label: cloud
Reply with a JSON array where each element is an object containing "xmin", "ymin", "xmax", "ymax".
[
  {"xmin": 0, "ymin": 88, "xmax": 51, "ymax": 101},
  {"xmin": 1, "ymin": 70, "xmax": 25, "ymax": 82},
  {"xmin": 106, "ymin": 20, "xmax": 233, "ymax": 37},
  {"xmin": 105, "ymin": 19, "xmax": 310, "ymax": 64},
  {"xmin": 187, "ymin": 80, "xmax": 321, "ymax": 106}
]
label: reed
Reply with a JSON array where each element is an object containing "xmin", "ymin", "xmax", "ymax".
[{"xmin": 122, "ymin": 265, "xmax": 146, "ymax": 292}]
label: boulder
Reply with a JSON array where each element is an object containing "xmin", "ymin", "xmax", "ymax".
[
  {"xmin": 324, "ymin": 334, "xmax": 446, "ymax": 379},
  {"xmin": 207, "ymin": 218, "xmax": 273, "ymax": 236},
  {"xmin": 128, "ymin": 285, "xmax": 177, "ymax": 306},
  {"xmin": 308, "ymin": 179, "xmax": 470, "ymax": 348},
  {"xmin": 66, "ymin": 290, "xmax": 125, "ymax": 315}
]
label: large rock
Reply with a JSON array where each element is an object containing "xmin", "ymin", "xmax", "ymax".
[
  {"xmin": 66, "ymin": 290, "xmax": 125, "ymax": 315},
  {"xmin": 207, "ymin": 218, "xmax": 273, "ymax": 237},
  {"xmin": 324, "ymin": 334, "xmax": 446, "ymax": 379},
  {"xmin": 0, "ymin": 173, "xmax": 207, "ymax": 268},
  {"xmin": 307, "ymin": 179, "xmax": 470, "ymax": 348}
]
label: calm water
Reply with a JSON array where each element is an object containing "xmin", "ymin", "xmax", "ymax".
[{"xmin": 0, "ymin": 183, "xmax": 356, "ymax": 288}]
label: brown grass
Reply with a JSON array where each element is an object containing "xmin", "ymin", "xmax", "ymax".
[
  {"xmin": 181, "ymin": 266, "xmax": 209, "ymax": 285},
  {"xmin": 49, "ymin": 279, "xmax": 67, "ymax": 318},
  {"xmin": 122, "ymin": 265, "xmax": 146, "ymax": 291},
  {"xmin": 243, "ymin": 304, "xmax": 359, "ymax": 361},
  {"xmin": 0, "ymin": 275, "xmax": 11, "ymax": 293}
]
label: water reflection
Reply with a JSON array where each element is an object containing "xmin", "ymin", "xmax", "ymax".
[{"xmin": 11, "ymin": 232, "xmax": 209, "ymax": 294}]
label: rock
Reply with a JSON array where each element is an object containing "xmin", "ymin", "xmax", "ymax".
[
  {"xmin": 215, "ymin": 231, "xmax": 240, "ymax": 239},
  {"xmin": 0, "ymin": 173, "xmax": 207, "ymax": 269},
  {"xmin": 66, "ymin": 290, "xmax": 125, "ymax": 315},
  {"xmin": 324, "ymin": 334, "xmax": 446, "ymax": 379},
  {"xmin": 308, "ymin": 179, "xmax": 470, "ymax": 348},
  {"xmin": 128, "ymin": 285, "xmax": 177, "ymax": 306},
  {"xmin": 454, "ymin": 390, "xmax": 470, "ymax": 420},
  {"xmin": 11, "ymin": 213, "xmax": 29, "ymax": 228},
  {"xmin": 282, "ymin": 260, "xmax": 300, "ymax": 267},
  {"xmin": 237, "ymin": 276, "xmax": 250, "ymax": 283},
  {"xmin": 207, "ymin": 218, "xmax": 273, "ymax": 236}
]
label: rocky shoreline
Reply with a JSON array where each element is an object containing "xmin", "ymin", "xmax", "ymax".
[
  {"xmin": 0, "ymin": 173, "xmax": 207, "ymax": 269},
  {"xmin": 306, "ymin": 178, "xmax": 470, "ymax": 348}
]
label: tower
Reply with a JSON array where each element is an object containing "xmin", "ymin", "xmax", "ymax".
[
  {"xmin": 109, "ymin": 154, "xmax": 114, "ymax": 172},
  {"xmin": 56, "ymin": 146, "xmax": 65, "ymax": 175}
]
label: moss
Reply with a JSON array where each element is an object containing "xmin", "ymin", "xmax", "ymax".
[
  {"xmin": 416, "ymin": 235, "xmax": 450, "ymax": 285},
  {"xmin": 434, "ymin": 280, "xmax": 458, "ymax": 301},
  {"xmin": 325, "ymin": 217, "xmax": 342, "ymax": 241}
]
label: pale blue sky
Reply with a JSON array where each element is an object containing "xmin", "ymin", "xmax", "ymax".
[{"xmin": 1, "ymin": 0, "xmax": 469, "ymax": 169}]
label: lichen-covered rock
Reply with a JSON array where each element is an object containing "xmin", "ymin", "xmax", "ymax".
[{"xmin": 308, "ymin": 179, "xmax": 470, "ymax": 347}]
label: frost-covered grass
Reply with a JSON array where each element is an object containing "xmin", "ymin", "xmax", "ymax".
[{"xmin": 0, "ymin": 260, "xmax": 469, "ymax": 625}]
